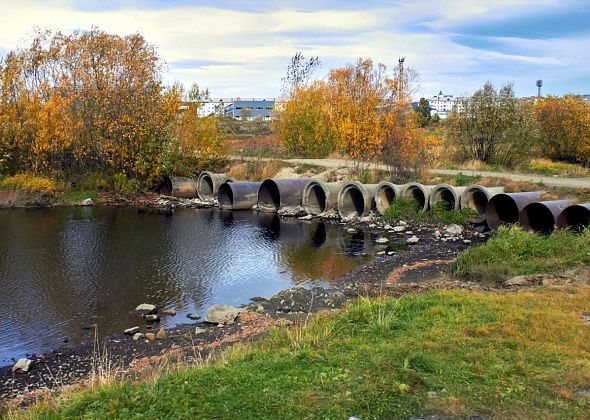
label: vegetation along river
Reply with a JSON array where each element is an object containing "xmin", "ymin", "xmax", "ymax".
[{"xmin": 0, "ymin": 207, "xmax": 382, "ymax": 366}]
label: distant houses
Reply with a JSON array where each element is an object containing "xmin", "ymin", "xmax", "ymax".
[
  {"xmin": 187, "ymin": 98, "xmax": 276, "ymax": 120},
  {"xmin": 427, "ymin": 91, "xmax": 464, "ymax": 119}
]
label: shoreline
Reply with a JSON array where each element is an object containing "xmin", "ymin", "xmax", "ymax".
[{"xmin": 0, "ymin": 204, "xmax": 486, "ymax": 403}]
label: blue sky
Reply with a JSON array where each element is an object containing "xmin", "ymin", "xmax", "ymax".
[{"xmin": 0, "ymin": 0, "xmax": 588, "ymax": 98}]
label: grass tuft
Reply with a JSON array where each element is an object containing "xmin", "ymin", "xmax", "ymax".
[{"xmin": 382, "ymin": 198, "xmax": 477, "ymax": 226}]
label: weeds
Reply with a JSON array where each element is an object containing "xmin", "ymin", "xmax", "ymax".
[
  {"xmin": 523, "ymin": 158, "xmax": 589, "ymax": 178},
  {"xmin": 382, "ymin": 198, "xmax": 477, "ymax": 225},
  {"xmin": 451, "ymin": 226, "xmax": 590, "ymax": 281},
  {"xmin": 228, "ymin": 157, "xmax": 285, "ymax": 181}
]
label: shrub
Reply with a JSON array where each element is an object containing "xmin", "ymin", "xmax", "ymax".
[{"xmin": 0, "ymin": 173, "xmax": 59, "ymax": 194}]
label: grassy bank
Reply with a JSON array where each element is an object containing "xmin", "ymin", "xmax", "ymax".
[
  {"xmin": 17, "ymin": 287, "xmax": 590, "ymax": 419},
  {"xmin": 452, "ymin": 227, "xmax": 590, "ymax": 282}
]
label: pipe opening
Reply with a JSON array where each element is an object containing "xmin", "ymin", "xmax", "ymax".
[
  {"xmin": 158, "ymin": 176, "xmax": 172, "ymax": 196},
  {"xmin": 217, "ymin": 183, "xmax": 233, "ymax": 209},
  {"xmin": 522, "ymin": 203, "xmax": 556, "ymax": 234},
  {"xmin": 378, "ymin": 186, "xmax": 396, "ymax": 211},
  {"xmin": 258, "ymin": 180, "xmax": 281, "ymax": 212},
  {"xmin": 488, "ymin": 195, "xmax": 520, "ymax": 225},
  {"xmin": 340, "ymin": 186, "xmax": 365, "ymax": 218},
  {"xmin": 404, "ymin": 186, "xmax": 426, "ymax": 209},
  {"xmin": 561, "ymin": 205, "xmax": 590, "ymax": 231},
  {"xmin": 464, "ymin": 190, "xmax": 488, "ymax": 214},
  {"xmin": 198, "ymin": 175, "xmax": 214, "ymax": 199},
  {"xmin": 305, "ymin": 184, "xmax": 326, "ymax": 215}
]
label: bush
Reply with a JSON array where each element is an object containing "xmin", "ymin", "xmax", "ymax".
[{"xmin": 0, "ymin": 173, "xmax": 59, "ymax": 194}]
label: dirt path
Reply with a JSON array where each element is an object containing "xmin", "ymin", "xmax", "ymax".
[{"xmin": 235, "ymin": 156, "xmax": 590, "ymax": 189}]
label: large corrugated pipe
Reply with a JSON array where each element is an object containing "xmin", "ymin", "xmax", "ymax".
[
  {"xmin": 485, "ymin": 191, "xmax": 546, "ymax": 229},
  {"xmin": 257, "ymin": 178, "xmax": 311, "ymax": 213},
  {"xmin": 519, "ymin": 199, "xmax": 572, "ymax": 234},
  {"xmin": 401, "ymin": 183, "xmax": 434, "ymax": 211},
  {"xmin": 337, "ymin": 182, "xmax": 379, "ymax": 218},
  {"xmin": 429, "ymin": 184, "xmax": 467, "ymax": 210},
  {"xmin": 301, "ymin": 180, "xmax": 344, "ymax": 215},
  {"xmin": 197, "ymin": 172, "xmax": 233, "ymax": 201},
  {"xmin": 556, "ymin": 203, "xmax": 590, "ymax": 231},
  {"xmin": 375, "ymin": 181, "xmax": 403, "ymax": 215},
  {"xmin": 460, "ymin": 185, "xmax": 505, "ymax": 215},
  {"xmin": 218, "ymin": 181, "xmax": 261, "ymax": 210},
  {"xmin": 159, "ymin": 176, "xmax": 198, "ymax": 198}
]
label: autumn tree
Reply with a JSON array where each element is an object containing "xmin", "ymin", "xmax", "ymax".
[
  {"xmin": 280, "ymin": 52, "xmax": 321, "ymax": 98},
  {"xmin": 535, "ymin": 95, "xmax": 590, "ymax": 165},
  {"xmin": 445, "ymin": 82, "xmax": 537, "ymax": 168}
]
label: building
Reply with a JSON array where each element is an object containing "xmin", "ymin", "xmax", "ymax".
[
  {"xmin": 427, "ymin": 91, "xmax": 464, "ymax": 119},
  {"xmin": 224, "ymin": 99, "xmax": 275, "ymax": 121}
]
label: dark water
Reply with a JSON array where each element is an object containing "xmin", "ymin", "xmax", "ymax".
[{"xmin": 0, "ymin": 207, "xmax": 382, "ymax": 366}]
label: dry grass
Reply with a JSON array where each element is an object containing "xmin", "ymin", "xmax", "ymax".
[{"xmin": 228, "ymin": 158, "xmax": 286, "ymax": 181}]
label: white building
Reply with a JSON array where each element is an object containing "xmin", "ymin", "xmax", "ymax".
[{"xmin": 427, "ymin": 91, "xmax": 464, "ymax": 119}]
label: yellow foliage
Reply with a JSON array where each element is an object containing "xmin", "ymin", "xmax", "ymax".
[{"xmin": 0, "ymin": 173, "xmax": 59, "ymax": 194}]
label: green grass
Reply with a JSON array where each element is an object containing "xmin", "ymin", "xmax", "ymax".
[
  {"xmin": 64, "ymin": 190, "xmax": 99, "ymax": 203},
  {"xmin": 23, "ymin": 289, "xmax": 590, "ymax": 419},
  {"xmin": 382, "ymin": 198, "xmax": 478, "ymax": 226},
  {"xmin": 522, "ymin": 159, "xmax": 590, "ymax": 178},
  {"xmin": 452, "ymin": 226, "xmax": 590, "ymax": 282},
  {"xmin": 453, "ymin": 172, "xmax": 482, "ymax": 186}
]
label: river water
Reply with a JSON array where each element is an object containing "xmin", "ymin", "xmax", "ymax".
[{"xmin": 0, "ymin": 207, "xmax": 379, "ymax": 366}]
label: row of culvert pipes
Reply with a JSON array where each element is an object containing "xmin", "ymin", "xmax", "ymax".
[{"xmin": 161, "ymin": 173, "xmax": 590, "ymax": 234}]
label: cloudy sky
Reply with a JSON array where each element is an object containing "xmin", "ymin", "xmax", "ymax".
[{"xmin": 0, "ymin": 0, "xmax": 588, "ymax": 99}]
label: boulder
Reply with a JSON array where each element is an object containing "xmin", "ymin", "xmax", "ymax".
[
  {"xmin": 133, "ymin": 333, "xmax": 145, "ymax": 341},
  {"xmin": 504, "ymin": 276, "xmax": 530, "ymax": 287},
  {"xmin": 444, "ymin": 224, "xmax": 463, "ymax": 236},
  {"xmin": 80, "ymin": 198, "xmax": 93, "ymax": 206},
  {"xmin": 393, "ymin": 226, "xmax": 406, "ymax": 232},
  {"xmin": 135, "ymin": 303, "xmax": 157, "ymax": 315},
  {"xmin": 155, "ymin": 327, "xmax": 167, "ymax": 340},
  {"xmin": 205, "ymin": 304, "xmax": 240, "ymax": 325},
  {"xmin": 124, "ymin": 326, "xmax": 140, "ymax": 335},
  {"xmin": 12, "ymin": 358, "xmax": 32, "ymax": 374}
]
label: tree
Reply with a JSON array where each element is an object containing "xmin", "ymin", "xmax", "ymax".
[
  {"xmin": 445, "ymin": 82, "xmax": 537, "ymax": 168},
  {"xmin": 280, "ymin": 52, "xmax": 321, "ymax": 98},
  {"xmin": 414, "ymin": 98, "xmax": 432, "ymax": 127},
  {"xmin": 535, "ymin": 95, "xmax": 590, "ymax": 165}
]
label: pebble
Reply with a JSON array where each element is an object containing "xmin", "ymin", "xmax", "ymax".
[
  {"xmin": 463, "ymin": 239, "xmax": 471, "ymax": 245},
  {"xmin": 145, "ymin": 333, "xmax": 156, "ymax": 341},
  {"xmin": 155, "ymin": 327, "xmax": 167, "ymax": 340},
  {"xmin": 375, "ymin": 237, "xmax": 389, "ymax": 244},
  {"xmin": 12, "ymin": 359, "xmax": 32, "ymax": 374},
  {"xmin": 124, "ymin": 326, "xmax": 140, "ymax": 335},
  {"xmin": 145, "ymin": 314, "xmax": 159, "ymax": 322},
  {"xmin": 187, "ymin": 313, "xmax": 201, "ymax": 320},
  {"xmin": 393, "ymin": 226, "xmax": 405, "ymax": 232},
  {"xmin": 407, "ymin": 235, "xmax": 420, "ymax": 244},
  {"xmin": 346, "ymin": 228, "xmax": 356, "ymax": 233},
  {"xmin": 135, "ymin": 303, "xmax": 157, "ymax": 315},
  {"xmin": 194, "ymin": 327, "xmax": 207, "ymax": 334},
  {"xmin": 162, "ymin": 308, "xmax": 177, "ymax": 316},
  {"xmin": 133, "ymin": 333, "xmax": 145, "ymax": 341}
]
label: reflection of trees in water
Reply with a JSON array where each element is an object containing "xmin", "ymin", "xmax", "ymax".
[
  {"xmin": 279, "ymin": 245, "xmax": 359, "ymax": 285},
  {"xmin": 339, "ymin": 230, "xmax": 367, "ymax": 257},
  {"xmin": 257, "ymin": 213, "xmax": 281, "ymax": 241}
]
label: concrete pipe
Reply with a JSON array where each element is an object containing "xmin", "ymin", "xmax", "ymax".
[
  {"xmin": 375, "ymin": 182, "xmax": 403, "ymax": 215},
  {"xmin": 218, "ymin": 181, "xmax": 261, "ymax": 210},
  {"xmin": 197, "ymin": 171, "xmax": 233, "ymax": 201},
  {"xmin": 485, "ymin": 191, "xmax": 546, "ymax": 229},
  {"xmin": 519, "ymin": 199, "xmax": 572, "ymax": 234},
  {"xmin": 460, "ymin": 185, "xmax": 505, "ymax": 215},
  {"xmin": 337, "ymin": 182, "xmax": 379, "ymax": 219},
  {"xmin": 556, "ymin": 203, "xmax": 590, "ymax": 231},
  {"xmin": 159, "ymin": 176, "xmax": 198, "ymax": 198},
  {"xmin": 257, "ymin": 178, "xmax": 311, "ymax": 213},
  {"xmin": 301, "ymin": 180, "xmax": 344, "ymax": 215},
  {"xmin": 401, "ymin": 183, "xmax": 434, "ymax": 211},
  {"xmin": 429, "ymin": 184, "xmax": 467, "ymax": 211}
]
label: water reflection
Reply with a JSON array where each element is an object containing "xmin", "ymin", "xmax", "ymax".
[{"xmin": 0, "ymin": 208, "xmax": 375, "ymax": 366}]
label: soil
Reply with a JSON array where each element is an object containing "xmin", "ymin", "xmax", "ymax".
[{"xmin": 1, "ymin": 195, "xmax": 587, "ymax": 408}]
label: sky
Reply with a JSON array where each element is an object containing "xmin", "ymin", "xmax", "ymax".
[{"xmin": 0, "ymin": 0, "xmax": 588, "ymax": 99}]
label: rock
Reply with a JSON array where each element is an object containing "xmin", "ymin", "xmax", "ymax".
[
  {"xmin": 375, "ymin": 237, "xmax": 389, "ymax": 244},
  {"xmin": 463, "ymin": 239, "xmax": 472, "ymax": 245},
  {"xmin": 298, "ymin": 214, "xmax": 313, "ymax": 220},
  {"xmin": 80, "ymin": 198, "xmax": 93, "ymax": 206},
  {"xmin": 504, "ymin": 276, "xmax": 530, "ymax": 286},
  {"xmin": 346, "ymin": 228, "xmax": 356, "ymax": 233},
  {"xmin": 12, "ymin": 359, "xmax": 32, "ymax": 374},
  {"xmin": 133, "ymin": 333, "xmax": 145, "ymax": 341},
  {"xmin": 205, "ymin": 304, "xmax": 240, "ymax": 325},
  {"xmin": 407, "ymin": 235, "xmax": 420, "ymax": 244},
  {"xmin": 145, "ymin": 314, "xmax": 159, "ymax": 322},
  {"xmin": 135, "ymin": 303, "xmax": 157, "ymax": 315},
  {"xmin": 124, "ymin": 326, "xmax": 140, "ymax": 335},
  {"xmin": 377, "ymin": 251, "xmax": 386, "ymax": 255},
  {"xmin": 155, "ymin": 327, "xmax": 167, "ymax": 340},
  {"xmin": 393, "ymin": 226, "xmax": 405, "ymax": 232},
  {"xmin": 187, "ymin": 313, "xmax": 201, "ymax": 320},
  {"xmin": 444, "ymin": 224, "xmax": 463, "ymax": 236},
  {"xmin": 427, "ymin": 391, "xmax": 438, "ymax": 398},
  {"xmin": 194, "ymin": 327, "xmax": 207, "ymax": 335},
  {"xmin": 383, "ymin": 224, "xmax": 393, "ymax": 230},
  {"xmin": 368, "ymin": 223, "xmax": 377, "ymax": 228},
  {"xmin": 145, "ymin": 332, "xmax": 155, "ymax": 341},
  {"xmin": 398, "ymin": 220, "xmax": 407, "ymax": 226},
  {"xmin": 162, "ymin": 308, "xmax": 176, "ymax": 316}
]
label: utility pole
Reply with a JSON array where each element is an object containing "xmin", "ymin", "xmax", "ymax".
[
  {"xmin": 398, "ymin": 57, "xmax": 405, "ymax": 102},
  {"xmin": 536, "ymin": 80, "xmax": 543, "ymax": 98}
]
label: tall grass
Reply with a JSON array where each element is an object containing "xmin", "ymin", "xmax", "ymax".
[
  {"xmin": 382, "ymin": 198, "xmax": 477, "ymax": 225},
  {"xmin": 228, "ymin": 158, "xmax": 285, "ymax": 181}
]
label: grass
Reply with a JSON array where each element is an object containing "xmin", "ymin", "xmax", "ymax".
[
  {"xmin": 382, "ymin": 198, "xmax": 478, "ymax": 226},
  {"xmin": 21, "ymin": 289, "xmax": 590, "ymax": 419},
  {"xmin": 451, "ymin": 226, "xmax": 590, "ymax": 282},
  {"xmin": 522, "ymin": 159, "xmax": 590, "ymax": 178},
  {"xmin": 64, "ymin": 190, "xmax": 99, "ymax": 203},
  {"xmin": 228, "ymin": 157, "xmax": 285, "ymax": 181},
  {"xmin": 0, "ymin": 174, "xmax": 59, "ymax": 195}
]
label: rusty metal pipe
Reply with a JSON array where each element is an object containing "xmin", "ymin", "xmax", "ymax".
[
  {"xmin": 485, "ymin": 191, "xmax": 546, "ymax": 229},
  {"xmin": 519, "ymin": 199, "xmax": 572, "ymax": 233},
  {"xmin": 159, "ymin": 176, "xmax": 198, "ymax": 198},
  {"xmin": 429, "ymin": 184, "xmax": 467, "ymax": 210},
  {"xmin": 197, "ymin": 172, "xmax": 233, "ymax": 201},
  {"xmin": 401, "ymin": 183, "xmax": 434, "ymax": 211},
  {"xmin": 218, "ymin": 181, "xmax": 261, "ymax": 210},
  {"xmin": 302, "ymin": 180, "xmax": 344, "ymax": 215},
  {"xmin": 375, "ymin": 181, "xmax": 403, "ymax": 215},
  {"xmin": 460, "ymin": 185, "xmax": 505, "ymax": 215},
  {"xmin": 257, "ymin": 178, "xmax": 311, "ymax": 213},
  {"xmin": 556, "ymin": 203, "xmax": 590, "ymax": 231},
  {"xmin": 337, "ymin": 182, "xmax": 379, "ymax": 218}
]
